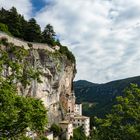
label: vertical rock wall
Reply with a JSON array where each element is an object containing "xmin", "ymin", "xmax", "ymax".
[
  {"xmin": 26, "ymin": 49, "xmax": 76, "ymax": 126},
  {"xmin": 0, "ymin": 33, "xmax": 76, "ymax": 126}
]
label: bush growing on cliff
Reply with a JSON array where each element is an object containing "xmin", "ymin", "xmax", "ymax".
[
  {"xmin": 0, "ymin": 38, "xmax": 48, "ymax": 139},
  {"xmin": 0, "ymin": 23, "xmax": 11, "ymax": 35},
  {"xmin": 59, "ymin": 45, "xmax": 76, "ymax": 63},
  {"xmin": 50, "ymin": 123, "xmax": 62, "ymax": 137}
]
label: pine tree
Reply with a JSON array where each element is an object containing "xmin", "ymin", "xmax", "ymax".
[
  {"xmin": 24, "ymin": 18, "xmax": 42, "ymax": 42},
  {"xmin": 42, "ymin": 24, "xmax": 56, "ymax": 45},
  {"xmin": 6, "ymin": 7, "xmax": 21, "ymax": 37}
]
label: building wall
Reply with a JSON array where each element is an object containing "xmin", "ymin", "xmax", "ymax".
[
  {"xmin": 0, "ymin": 32, "xmax": 55, "ymax": 52},
  {"xmin": 74, "ymin": 104, "xmax": 82, "ymax": 115},
  {"xmin": 72, "ymin": 117, "xmax": 90, "ymax": 137},
  {"xmin": 67, "ymin": 123, "xmax": 73, "ymax": 140},
  {"xmin": 67, "ymin": 95, "xmax": 75, "ymax": 113},
  {"xmin": 83, "ymin": 118, "xmax": 90, "ymax": 136},
  {"xmin": 60, "ymin": 122, "xmax": 73, "ymax": 140},
  {"xmin": 46, "ymin": 132, "xmax": 53, "ymax": 140}
]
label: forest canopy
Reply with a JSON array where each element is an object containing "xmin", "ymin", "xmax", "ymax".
[{"xmin": 0, "ymin": 7, "xmax": 57, "ymax": 45}]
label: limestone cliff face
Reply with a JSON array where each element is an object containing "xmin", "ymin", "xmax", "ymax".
[
  {"xmin": 25, "ymin": 49, "xmax": 76, "ymax": 126},
  {"xmin": 0, "ymin": 32, "xmax": 76, "ymax": 126}
]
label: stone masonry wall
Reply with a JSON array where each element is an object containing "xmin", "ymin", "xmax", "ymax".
[{"xmin": 0, "ymin": 31, "xmax": 55, "ymax": 52}]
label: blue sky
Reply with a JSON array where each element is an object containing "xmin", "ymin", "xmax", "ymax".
[
  {"xmin": 1, "ymin": 0, "xmax": 140, "ymax": 83},
  {"xmin": 31, "ymin": 0, "xmax": 46, "ymax": 12}
]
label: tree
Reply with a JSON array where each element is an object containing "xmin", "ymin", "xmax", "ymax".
[
  {"xmin": 24, "ymin": 18, "xmax": 42, "ymax": 42},
  {"xmin": 94, "ymin": 84, "xmax": 140, "ymax": 140},
  {"xmin": 42, "ymin": 24, "xmax": 56, "ymax": 45},
  {"xmin": 0, "ymin": 23, "xmax": 11, "ymax": 34},
  {"xmin": 18, "ymin": 15, "xmax": 28, "ymax": 39},
  {"xmin": 0, "ymin": 7, "xmax": 60, "ymax": 44},
  {"xmin": 50, "ymin": 123, "xmax": 62, "ymax": 137},
  {"xmin": 0, "ymin": 38, "xmax": 48, "ymax": 139},
  {"xmin": 6, "ymin": 7, "xmax": 22, "ymax": 37},
  {"xmin": 0, "ymin": 82, "xmax": 47, "ymax": 139},
  {"xmin": 0, "ymin": 7, "xmax": 9, "ymax": 25},
  {"xmin": 0, "ymin": 7, "xmax": 26, "ymax": 39},
  {"xmin": 72, "ymin": 126, "xmax": 87, "ymax": 140}
]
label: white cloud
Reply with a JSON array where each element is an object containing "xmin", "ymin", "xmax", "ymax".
[
  {"xmin": 35, "ymin": 0, "xmax": 140, "ymax": 83},
  {"xmin": 0, "ymin": 0, "xmax": 33, "ymax": 19},
  {"xmin": 1, "ymin": 0, "xmax": 140, "ymax": 83}
]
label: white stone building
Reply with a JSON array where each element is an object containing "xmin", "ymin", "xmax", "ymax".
[
  {"xmin": 74, "ymin": 104, "xmax": 82, "ymax": 115},
  {"xmin": 61, "ymin": 93, "xmax": 90, "ymax": 139},
  {"xmin": 71, "ymin": 115, "xmax": 90, "ymax": 137},
  {"xmin": 59, "ymin": 120, "xmax": 73, "ymax": 140},
  {"xmin": 45, "ymin": 132, "xmax": 53, "ymax": 140}
]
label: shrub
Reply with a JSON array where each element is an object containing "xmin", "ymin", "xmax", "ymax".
[
  {"xmin": 50, "ymin": 123, "xmax": 62, "ymax": 137},
  {"xmin": 0, "ymin": 23, "xmax": 11, "ymax": 35},
  {"xmin": 59, "ymin": 45, "xmax": 75, "ymax": 63}
]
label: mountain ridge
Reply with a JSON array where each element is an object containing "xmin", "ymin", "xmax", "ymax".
[
  {"xmin": 75, "ymin": 75, "xmax": 140, "ymax": 85},
  {"xmin": 74, "ymin": 75, "xmax": 140, "ymax": 117}
]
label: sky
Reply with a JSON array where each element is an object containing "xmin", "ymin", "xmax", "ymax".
[{"xmin": 1, "ymin": 0, "xmax": 140, "ymax": 83}]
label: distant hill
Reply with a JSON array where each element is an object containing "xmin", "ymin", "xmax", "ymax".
[{"xmin": 74, "ymin": 76, "xmax": 140, "ymax": 117}]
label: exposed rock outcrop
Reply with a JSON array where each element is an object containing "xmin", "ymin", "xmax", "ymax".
[{"xmin": 0, "ymin": 32, "xmax": 76, "ymax": 126}]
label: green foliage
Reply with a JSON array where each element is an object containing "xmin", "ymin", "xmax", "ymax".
[
  {"xmin": 0, "ymin": 7, "xmax": 23, "ymax": 37},
  {"xmin": 72, "ymin": 127, "xmax": 87, "ymax": 140},
  {"xmin": 94, "ymin": 84, "xmax": 140, "ymax": 140},
  {"xmin": 24, "ymin": 18, "xmax": 42, "ymax": 42},
  {"xmin": 34, "ymin": 136, "xmax": 48, "ymax": 140},
  {"xmin": 0, "ymin": 79, "xmax": 47, "ymax": 139},
  {"xmin": 0, "ymin": 38, "xmax": 42, "ymax": 88},
  {"xmin": 0, "ymin": 7, "xmax": 56, "ymax": 45},
  {"xmin": 0, "ymin": 39, "xmax": 47, "ymax": 139},
  {"xmin": 17, "ymin": 135, "xmax": 32, "ymax": 140},
  {"xmin": 50, "ymin": 123, "xmax": 62, "ymax": 137},
  {"xmin": 39, "ymin": 136, "xmax": 49, "ymax": 140},
  {"xmin": 42, "ymin": 24, "xmax": 56, "ymax": 45},
  {"xmin": 89, "ymin": 128, "xmax": 100, "ymax": 140},
  {"xmin": 0, "ymin": 23, "xmax": 11, "ymax": 35},
  {"xmin": 55, "ymin": 39, "xmax": 62, "ymax": 46},
  {"xmin": 59, "ymin": 45, "xmax": 75, "ymax": 63}
]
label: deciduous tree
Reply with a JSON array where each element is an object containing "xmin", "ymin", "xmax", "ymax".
[{"xmin": 94, "ymin": 84, "xmax": 140, "ymax": 140}]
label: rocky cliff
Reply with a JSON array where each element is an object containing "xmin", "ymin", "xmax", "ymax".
[{"xmin": 0, "ymin": 32, "xmax": 76, "ymax": 126}]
